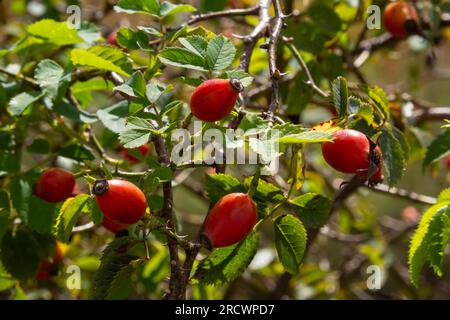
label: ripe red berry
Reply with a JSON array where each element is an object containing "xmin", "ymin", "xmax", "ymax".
[
  {"xmin": 93, "ymin": 179, "xmax": 147, "ymax": 225},
  {"xmin": 443, "ymin": 154, "xmax": 450, "ymax": 169},
  {"xmin": 36, "ymin": 241, "xmax": 64, "ymax": 280},
  {"xmin": 120, "ymin": 143, "xmax": 150, "ymax": 163},
  {"xmin": 107, "ymin": 31, "xmax": 118, "ymax": 46},
  {"xmin": 321, "ymin": 129, "xmax": 383, "ymax": 184},
  {"xmin": 383, "ymin": 1, "xmax": 419, "ymax": 38},
  {"xmin": 204, "ymin": 193, "xmax": 257, "ymax": 248},
  {"xmin": 102, "ymin": 215, "xmax": 128, "ymax": 234},
  {"xmin": 35, "ymin": 168, "xmax": 76, "ymax": 203},
  {"xmin": 190, "ymin": 78, "xmax": 243, "ymax": 122}
]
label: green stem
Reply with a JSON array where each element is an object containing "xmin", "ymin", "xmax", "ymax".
[
  {"xmin": 247, "ymin": 165, "xmax": 261, "ymax": 197},
  {"xmin": 0, "ymin": 66, "xmax": 39, "ymax": 88}
]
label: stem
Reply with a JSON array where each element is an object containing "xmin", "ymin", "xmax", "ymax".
[
  {"xmin": 283, "ymin": 38, "xmax": 330, "ymax": 98},
  {"xmin": 247, "ymin": 165, "xmax": 261, "ymax": 197},
  {"xmin": 186, "ymin": 6, "xmax": 260, "ymax": 25},
  {"xmin": 217, "ymin": 0, "xmax": 272, "ymax": 174},
  {"xmin": 0, "ymin": 66, "xmax": 39, "ymax": 88},
  {"xmin": 265, "ymin": 0, "xmax": 285, "ymax": 124},
  {"xmin": 238, "ymin": 0, "xmax": 271, "ymax": 72},
  {"xmin": 152, "ymin": 133, "xmax": 182, "ymax": 299}
]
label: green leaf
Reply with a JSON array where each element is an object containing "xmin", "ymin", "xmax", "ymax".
[
  {"xmin": 308, "ymin": 5, "xmax": 342, "ymax": 35},
  {"xmin": 423, "ymin": 130, "xmax": 450, "ymax": 169},
  {"xmin": 137, "ymin": 26, "xmax": 163, "ymax": 37},
  {"xmin": 348, "ymin": 96, "xmax": 362, "ymax": 114},
  {"xmin": 10, "ymin": 284, "xmax": 28, "ymax": 300},
  {"xmin": 379, "ymin": 128, "xmax": 405, "ymax": 186},
  {"xmin": 239, "ymin": 113, "xmax": 271, "ymax": 133},
  {"xmin": 138, "ymin": 248, "xmax": 169, "ymax": 293},
  {"xmin": 53, "ymin": 101, "xmax": 98, "ymax": 124},
  {"xmin": 35, "ymin": 59, "xmax": 71, "ymax": 100},
  {"xmin": 220, "ymin": 70, "xmax": 254, "ymax": 87},
  {"xmin": 0, "ymin": 262, "xmax": 17, "ymax": 291},
  {"xmin": 367, "ymin": 85, "xmax": 390, "ymax": 121},
  {"xmin": 248, "ymin": 135, "xmax": 282, "ymax": 164},
  {"xmin": 205, "ymin": 35, "xmax": 236, "ymax": 71},
  {"xmin": 97, "ymin": 101, "xmax": 129, "ymax": 134},
  {"xmin": 0, "ymin": 151, "xmax": 20, "ymax": 175},
  {"xmin": 179, "ymin": 36, "xmax": 208, "ymax": 57},
  {"xmin": 277, "ymin": 130, "xmax": 333, "ymax": 144},
  {"xmin": 146, "ymin": 83, "xmax": 173, "ymax": 104},
  {"xmin": 54, "ymin": 194, "xmax": 90, "ymax": 243},
  {"xmin": 243, "ymin": 177, "xmax": 285, "ymax": 203},
  {"xmin": 0, "ymin": 132, "xmax": 13, "ymax": 150},
  {"xmin": 27, "ymin": 196, "xmax": 57, "ymax": 234},
  {"xmin": 9, "ymin": 178, "xmax": 33, "ymax": 222},
  {"xmin": 115, "ymin": 0, "xmax": 160, "ymax": 16},
  {"xmin": 1, "ymin": 230, "xmax": 40, "ymax": 280},
  {"xmin": 117, "ymin": 27, "xmax": 150, "ymax": 50},
  {"xmin": 59, "ymin": 144, "xmax": 95, "ymax": 162},
  {"xmin": 274, "ymin": 215, "xmax": 307, "ymax": 274},
  {"xmin": 0, "ymin": 191, "xmax": 9, "ymax": 245},
  {"xmin": 8, "ymin": 91, "xmax": 43, "ymax": 116},
  {"xmin": 409, "ymin": 202, "xmax": 450, "ymax": 287},
  {"xmin": 119, "ymin": 117, "xmax": 155, "ymax": 148},
  {"xmin": 159, "ymin": 47, "xmax": 207, "ymax": 71},
  {"xmin": 77, "ymin": 21, "xmax": 102, "ymax": 44},
  {"xmin": 92, "ymin": 237, "xmax": 138, "ymax": 299},
  {"xmin": 86, "ymin": 198, "xmax": 103, "ymax": 225},
  {"xmin": 356, "ymin": 102, "xmax": 375, "ymax": 125},
  {"xmin": 27, "ymin": 139, "xmax": 50, "ymax": 154},
  {"xmin": 114, "ymin": 71, "xmax": 147, "ymax": 98},
  {"xmin": 204, "ymin": 174, "xmax": 245, "ymax": 204},
  {"xmin": 70, "ymin": 47, "xmax": 131, "ymax": 77},
  {"xmin": 160, "ymin": 2, "xmax": 196, "ymax": 18},
  {"xmin": 71, "ymin": 78, "xmax": 114, "ymax": 93},
  {"xmin": 289, "ymin": 193, "xmax": 331, "ymax": 228},
  {"xmin": 438, "ymin": 188, "xmax": 450, "ymax": 203},
  {"xmin": 194, "ymin": 231, "xmax": 259, "ymax": 285},
  {"xmin": 331, "ymin": 76, "xmax": 348, "ymax": 117},
  {"xmin": 105, "ymin": 263, "xmax": 135, "ymax": 299},
  {"xmin": 152, "ymin": 166, "xmax": 173, "ymax": 182},
  {"xmin": 27, "ymin": 19, "xmax": 83, "ymax": 46}
]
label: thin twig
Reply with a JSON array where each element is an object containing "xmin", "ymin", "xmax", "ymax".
[
  {"xmin": 153, "ymin": 134, "xmax": 181, "ymax": 299},
  {"xmin": 238, "ymin": 0, "xmax": 271, "ymax": 72},
  {"xmin": 0, "ymin": 66, "xmax": 39, "ymax": 88},
  {"xmin": 265, "ymin": 0, "xmax": 285, "ymax": 123},
  {"xmin": 283, "ymin": 37, "xmax": 329, "ymax": 98},
  {"xmin": 186, "ymin": 5, "xmax": 260, "ymax": 26}
]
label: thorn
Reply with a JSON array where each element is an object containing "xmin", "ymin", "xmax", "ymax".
[
  {"xmin": 339, "ymin": 180, "xmax": 350, "ymax": 189},
  {"xmin": 231, "ymin": 33, "xmax": 246, "ymax": 39},
  {"xmin": 272, "ymin": 69, "xmax": 281, "ymax": 80}
]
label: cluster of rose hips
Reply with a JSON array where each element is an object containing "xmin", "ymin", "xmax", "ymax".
[
  {"xmin": 36, "ymin": 18, "xmax": 426, "ymax": 279},
  {"xmin": 35, "ymin": 166, "xmax": 257, "ymax": 246}
]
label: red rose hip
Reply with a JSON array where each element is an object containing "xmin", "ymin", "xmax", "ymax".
[
  {"xmin": 36, "ymin": 241, "xmax": 65, "ymax": 280},
  {"xmin": 190, "ymin": 78, "xmax": 243, "ymax": 122},
  {"xmin": 35, "ymin": 168, "xmax": 76, "ymax": 203},
  {"xmin": 204, "ymin": 193, "xmax": 257, "ymax": 248},
  {"xmin": 321, "ymin": 129, "xmax": 383, "ymax": 184},
  {"xmin": 383, "ymin": 1, "xmax": 419, "ymax": 38},
  {"xmin": 102, "ymin": 215, "xmax": 128, "ymax": 234},
  {"xmin": 107, "ymin": 31, "xmax": 118, "ymax": 46},
  {"xmin": 93, "ymin": 179, "xmax": 147, "ymax": 225}
]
